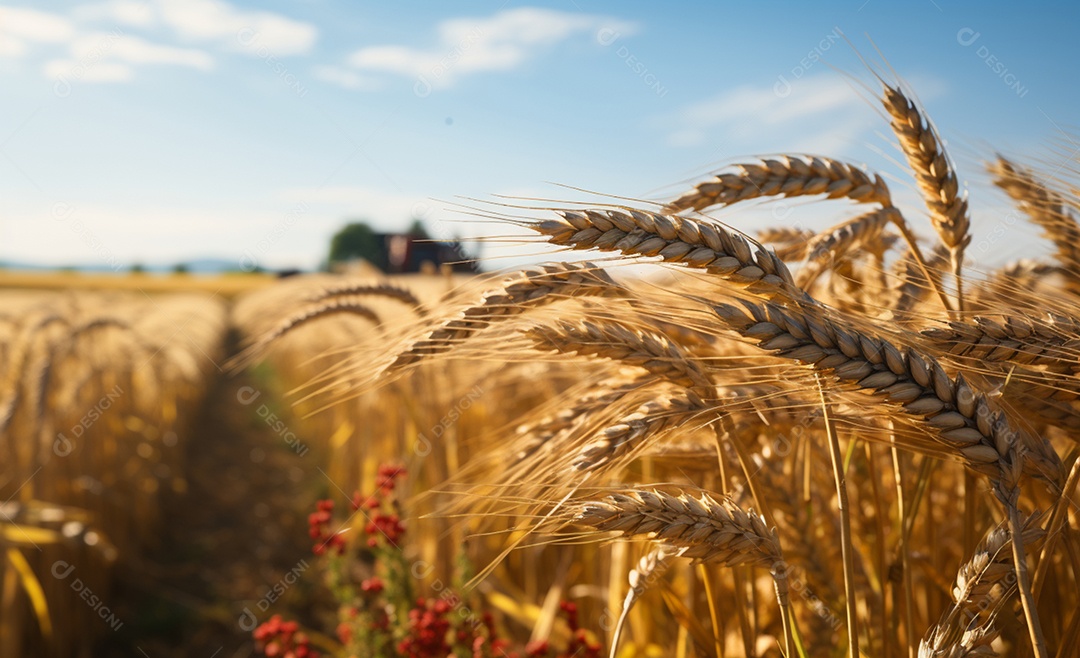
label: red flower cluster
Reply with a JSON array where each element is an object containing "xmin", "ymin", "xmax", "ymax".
[
  {"xmin": 391, "ymin": 596, "xmax": 598, "ymax": 658},
  {"xmin": 252, "ymin": 615, "xmax": 318, "ymax": 658},
  {"xmin": 360, "ymin": 576, "xmax": 384, "ymax": 594},
  {"xmin": 352, "ymin": 464, "xmax": 407, "ymax": 548},
  {"xmin": 308, "ymin": 499, "xmax": 345, "ymax": 556},
  {"xmin": 558, "ymin": 601, "xmax": 602, "ymax": 658},
  {"xmin": 307, "ymin": 464, "xmax": 604, "ymax": 657},
  {"xmin": 397, "ymin": 598, "xmax": 453, "ymax": 657},
  {"xmin": 376, "ymin": 463, "xmax": 406, "ymax": 492},
  {"xmin": 363, "ymin": 511, "xmax": 406, "ymax": 548}
]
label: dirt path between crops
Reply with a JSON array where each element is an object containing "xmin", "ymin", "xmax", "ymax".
[{"xmin": 107, "ymin": 331, "xmax": 326, "ymax": 657}]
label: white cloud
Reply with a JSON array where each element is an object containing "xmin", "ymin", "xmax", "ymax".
[
  {"xmin": 73, "ymin": 1, "xmax": 157, "ymax": 27},
  {"xmin": 0, "ymin": 7, "xmax": 77, "ymax": 44},
  {"xmin": 73, "ymin": 32, "xmax": 213, "ymax": 70},
  {"xmin": 0, "ymin": 36, "xmax": 27, "ymax": 58},
  {"xmin": 0, "ymin": 7, "xmax": 76, "ymax": 58},
  {"xmin": 346, "ymin": 7, "xmax": 634, "ymax": 88},
  {"xmin": 312, "ymin": 66, "xmax": 382, "ymax": 91},
  {"xmin": 42, "ymin": 32, "xmax": 212, "ymax": 84},
  {"xmin": 155, "ymin": 0, "xmax": 316, "ymax": 55},
  {"xmin": 71, "ymin": 0, "xmax": 317, "ymax": 55}
]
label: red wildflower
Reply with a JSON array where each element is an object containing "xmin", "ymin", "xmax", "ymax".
[
  {"xmin": 361, "ymin": 577, "xmax": 384, "ymax": 594},
  {"xmin": 252, "ymin": 615, "xmax": 319, "ymax": 658}
]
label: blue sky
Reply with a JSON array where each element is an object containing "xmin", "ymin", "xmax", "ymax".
[{"xmin": 2, "ymin": 1, "xmax": 1078, "ymax": 271}]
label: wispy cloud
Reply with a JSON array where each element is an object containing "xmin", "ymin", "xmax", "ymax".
[
  {"xmin": 668, "ymin": 74, "xmax": 948, "ymax": 157},
  {"xmin": 343, "ymin": 7, "xmax": 635, "ymax": 90},
  {"xmin": 72, "ymin": 1, "xmax": 156, "ymax": 27},
  {"xmin": 2, "ymin": 0, "xmax": 315, "ymax": 85},
  {"xmin": 75, "ymin": 0, "xmax": 318, "ymax": 55},
  {"xmin": 668, "ymin": 76, "xmax": 876, "ymax": 150},
  {"xmin": 44, "ymin": 32, "xmax": 213, "ymax": 84}
]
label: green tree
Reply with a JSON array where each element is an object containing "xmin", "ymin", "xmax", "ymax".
[
  {"xmin": 406, "ymin": 218, "xmax": 430, "ymax": 239},
  {"xmin": 328, "ymin": 221, "xmax": 386, "ymax": 270}
]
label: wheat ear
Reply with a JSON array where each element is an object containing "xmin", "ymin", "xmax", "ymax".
[
  {"xmin": 665, "ymin": 156, "xmax": 892, "ymax": 213},
  {"xmin": 922, "ymin": 313, "xmax": 1080, "ymax": 368},
  {"xmin": 385, "ymin": 262, "xmax": 625, "ymax": 372},
  {"xmin": 573, "ymin": 394, "xmax": 702, "ymax": 471},
  {"xmin": 514, "ymin": 377, "xmax": 648, "ymax": 463},
  {"xmin": 882, "ymin": 84, "xmax": 971, "ymax": 308},
  {"xmin": 525, "ymin": 319, "xmax": 714, "ymax": 396},
  {"xmin": 577, "ymin": 490, "xmax": 793, "ymax": 654},
  {"xmin": 530, "ymin": 208, "xmax": 807, "ymax": 302},
  {"xmin": 991, "ymin": 157, "xmax": 1080, "ymax": 272},
  {"xmin": 609, "ymin": 547, "xmax": 674, "ymax": 658},
  {"xmin": 919, "ymin": 515, "xmax": 1044, "ymax": 658},
  {"xmin": 758, "ymin": 226, "xmax": 815, "ymax": 249},
  {"xmin": 307, "ymin": 281, "xmax": 428, "ymax": 316},
  {"xmin": 711, "ymin": 298, "xmax": 1064, "ymax": 490},
  {"xmin": 576, "ymin": 489, "xmax": 782, "ymax": 565},
  {"xmin": 797, "ymin": 207, "xmax": 898, "ymax": 287}
]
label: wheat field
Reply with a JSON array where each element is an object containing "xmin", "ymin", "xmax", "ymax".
[{"xmin": 4, "ymin": 76, "xmax": 1080, "ymax": 658}]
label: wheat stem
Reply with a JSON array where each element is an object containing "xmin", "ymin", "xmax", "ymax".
[
  {"xmin": 817, "ymin": 376, "xmax": 859, "ymax": 658},
  {"xmin": 1008, "ymin": 503, "xmax": 1049, "ymax": 658}
]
